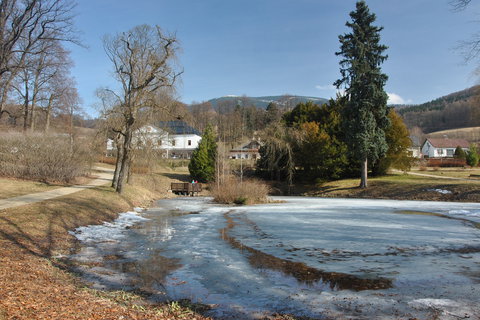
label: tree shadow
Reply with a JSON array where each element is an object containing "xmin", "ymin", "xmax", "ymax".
[{"xmin": 0, "ymin": 188, "xmax": 121, "ymax": 262}]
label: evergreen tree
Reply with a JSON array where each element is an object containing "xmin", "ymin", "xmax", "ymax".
[
  {"xmin": 334, "ymin": 1, "xmax": 390, "ymax": 188},
  {"xmin": 454, "ymin": 146, "xmax": 467, "ymax": 160},
  {"xmin": 466, "ymin": 144, "xmax": 479, "ymax": 167},
  {"xmin": 188, "ymin": 124, "xmax": 217, "ymax": 182}
]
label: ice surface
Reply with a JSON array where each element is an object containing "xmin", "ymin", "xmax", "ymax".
[
  {"xmin": 70, "ymin": 197, "xmax": 480, "ymax": 319},
  {"xmin": 69, "ymin": 211, "xmax": 150, "ymax": 243}
]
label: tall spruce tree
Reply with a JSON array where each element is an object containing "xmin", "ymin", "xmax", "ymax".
[
  {"xmin": 188, "ymin": 124, "xmax": 217, "ymax": 183},
  {"xmin": 334, "ymin": 1, "xmax": 390, "ymax": 188}
]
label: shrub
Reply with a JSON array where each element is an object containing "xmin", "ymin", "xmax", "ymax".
[
  {"xmin": 99, "ymin": 156, "xmax": 117, "ymax": 165},
  {"xmin": 210, "ymin": 175, "xmax": 270, "ymax": 205},
  {"xmin": 0, "ymin": 132, "xmax": 94, "ymax": 183},
  {"xmin": 454, "ymin": 146, "xmax": 467, "ymax": 160}
]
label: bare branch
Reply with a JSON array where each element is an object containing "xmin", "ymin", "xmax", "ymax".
[{"xmin": 450, "ymin": 0, "xmax": 472, "ymax": 12}]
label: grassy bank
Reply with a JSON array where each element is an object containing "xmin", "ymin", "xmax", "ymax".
[
  {"xmin": 0, "ymin": 165, "xmax": 212, "ymax": 320},
  {"xmin": 300, "ymin": 170, "xmax": 480, "ymax": 202}
]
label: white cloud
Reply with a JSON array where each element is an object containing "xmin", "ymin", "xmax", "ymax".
[
  {"xmin": 315, "ymin": 84, "xmax": 336, "ymax": 91},
  {"xmin": 387, "ymin": 92, "xmax": 406, "ymax": 105}
]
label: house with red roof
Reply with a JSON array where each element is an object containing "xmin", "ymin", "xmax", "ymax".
[{"xmin": 421, "ymin": 138, "xmax": 470, "ymax": 158}]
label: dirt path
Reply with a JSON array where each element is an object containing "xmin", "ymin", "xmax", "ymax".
[
  {"xmin": 0, "ymin": 167, "xmax": 113, "ymax": 210},
  {"xmin": 403, "ymin": 170, "xmax": 480, "ymax": 182}
]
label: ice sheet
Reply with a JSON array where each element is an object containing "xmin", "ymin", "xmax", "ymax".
[{"xmin": 69, "ymin": 197, "xmax": 480, "ymax": 319}]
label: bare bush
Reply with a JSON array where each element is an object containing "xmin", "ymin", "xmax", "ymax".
[
  {"xmin": 0, "ymin": 132, "xmax": 94, "ymax": 183},
  {"xmin": 210, "ymin": 175, "xmax": 270, "ymax": 205}
]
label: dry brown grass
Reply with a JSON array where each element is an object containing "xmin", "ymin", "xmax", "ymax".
[
  {"xmin": 428, "ymin": 126, "xmax": 480, "ymax": 142},
  {"xmin": 211, "ymin": 175, "xmax": 270, "ymax": 205},
  {"xmin": 302, "ymin": 171, "xmax": 480, "ymax": 202},
  {"xmin": 0, "ymin": 177, "xmax": 61, "ymax": 199}
]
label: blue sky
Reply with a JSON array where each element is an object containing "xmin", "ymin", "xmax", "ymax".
[{"xmin": 67, "ymin": 0, "xmax": 480, "ymax": 116}]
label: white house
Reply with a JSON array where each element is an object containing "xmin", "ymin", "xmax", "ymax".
[
  {"xmin": 229, "ymin": 140, "xmax": 262, "ymax": 160},
  {"xmin": 407, "ymin": 135, "xmax": 422, "ymax": 158},
  {"xmin": 421, "ymin": 138, "xmax": 470, "ymax": 158},
  {"xmin": 157, "ymin": 121, "xmax": 202, "ymax": 158},
  {"xmin": 107, "ymin": 121, "xmax": 202, "ymax": 159}
]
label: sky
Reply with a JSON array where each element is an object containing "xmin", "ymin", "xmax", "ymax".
[{"xmin": 66, "ymin": 0, "xmax": 480, "ymax": 117}]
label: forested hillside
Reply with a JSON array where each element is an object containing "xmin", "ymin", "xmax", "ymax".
[{"xmin": 398, "ymin": 85, "xmax": 480, "ymax": 133}]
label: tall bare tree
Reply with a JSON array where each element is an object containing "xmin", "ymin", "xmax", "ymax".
[
  {"xmin": 12, "ymin": 40, "xmax": 72, "ymax": 131},
  {"xmin": 100, "ymin": 24, "xmax": 181, "ymax": 193},
  {"xmin": 449, "ymin": 0, "xmax": 480, "ymax": 65},
  {"xmin": 0, "ymin": 0, "xmax": 79, "ymax": 120}
]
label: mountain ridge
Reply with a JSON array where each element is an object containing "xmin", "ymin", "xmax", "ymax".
[{"xmin": 206, "ymin": 95, "xmax": 329, "ymax": 110}]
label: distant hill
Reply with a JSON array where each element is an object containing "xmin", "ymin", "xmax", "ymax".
[
  {"xmin": 397, "ymin": 85, "xmax": 480, "ymax": 133},
  {"xmin": 427, "ymin": 126, "xmax": 480, "ymax": 143},
  {"xmin": 207, "ymin": 95, "xmax": 329, "ymax": 111}
]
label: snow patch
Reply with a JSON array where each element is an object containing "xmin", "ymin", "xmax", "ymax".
[
  {"xmin": 69, "ymin": 211, "xmax": 149, "ymax": 244},
  {"xmin": 427, "ymin": 188, "xmax": 452, "ymax": 194},
  {"xmin": 449, "ymin": 209, "xmax": 480, "ymax": 217},
  {"xmin": 411, "ymin": 298, "xmax": 460, "ymax": 308}
]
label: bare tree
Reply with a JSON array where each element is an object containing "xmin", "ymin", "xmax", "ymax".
[
  {"xmin": 448, "ymin": 0, "xmax": 480, "ymax": 65},
  {"xmin": 450, "ymin": 0, "xmax": 472, "ymax": 11},
  {"xmin": 100, "ymin": 24, "xmax": 181, "ymax": 193},
  {"xmin": 0, "ymin": 0, "xmax": 80, "ymax": 120},
  {"xmin": 11, "ymin": 40, "xmax": 72, "ymax": 131}
]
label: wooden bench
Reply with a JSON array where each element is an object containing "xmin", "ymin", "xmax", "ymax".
[{"xmin": 171, "ymin": 182, "xmax": 202, "ymax": 196}]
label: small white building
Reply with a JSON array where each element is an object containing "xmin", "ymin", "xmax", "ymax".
[
  {"xmin": 421, "ymin": 138, "xmax": 470, "ymax": 158},
  {"xmin": 108, "ymin": 121, "xmax": 202, "ymax": 159},
  {"xmin": 229, "ymin": 140, "xmax": 262, "ymax": 160}
]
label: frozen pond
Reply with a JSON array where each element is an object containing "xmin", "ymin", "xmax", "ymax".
[{"xmin": 69, "ymin": 197, "xmax": 480, "ymax": 319}]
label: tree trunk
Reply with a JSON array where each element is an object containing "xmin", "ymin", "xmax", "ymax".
[
  {"xmin": 22, "ymin": 100, "xmax": 29, "ymax": 132},
  {"xmin": 360, "ymin": 157, "xmax": 368, "ymax": 188},
  {"xmin": 112, "ymin": 135, "xmax": 123, "ymax": 189},
  {"xmin": 30, "ymin": 102, "xmax": 36, "ymax": 132},
  {"xmin": 116, "ymin": 129, "xmax": 133, "ymax": 193}
]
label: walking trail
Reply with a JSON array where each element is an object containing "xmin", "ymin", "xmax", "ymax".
[
  {"xmin": 0, "ymin": 167, "xmax": 114, "ymax": 211},
  {"xmin": 402, "ymin": 170, "xmax": 480, "ymax": 182}
]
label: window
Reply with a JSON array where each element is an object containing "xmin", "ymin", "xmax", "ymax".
[
  {"xmin": 172, "ymin": 139, "xmax": 176, "ymax": 146},
  {"xmin": 437, "ymin": 148, "xmax": 444, "ymax": 155},
  {"xmin": 188, "ymin": 140, "xmax": 192, "ymax": 146},
  {"xmin": 447, "ymin": 149, "xmax": 454, "ymax": 157}
]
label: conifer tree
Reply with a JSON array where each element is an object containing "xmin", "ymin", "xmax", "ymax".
[
  {"xmin": 334, "ymin": 1, "xmax": 390, "ymax": 188},
  {"xmin": 188, "ymin": 124, "xmax": 217, "ymax": 182}
]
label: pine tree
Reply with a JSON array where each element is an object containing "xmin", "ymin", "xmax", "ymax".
[
  {"xmin": 188, "ymin": 124, "xmax": 217, "ymax": 183},
  {"xmin": 334, "ymin": 1, "xmax": 390, "ymax": 188},
  {"xmin": 466, "ymin": 144, "xmax": 479, "ymax": 167}
]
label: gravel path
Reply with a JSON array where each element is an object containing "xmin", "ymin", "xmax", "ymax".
[{"xmin": 0, "ymin": 167, "xmax": 113, "ymax": 210}]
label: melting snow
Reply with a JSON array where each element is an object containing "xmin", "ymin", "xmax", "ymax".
[
  {"xmin": 427, "ymin": 188, "xmax": 452, "ymax": 194},
  {"xmin": 69, "ymin": 211, "xmax": 149, "ymax": 244}
]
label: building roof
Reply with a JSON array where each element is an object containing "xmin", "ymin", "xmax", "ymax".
[
  {"xmin": 157, "ymin": 120, "xmax": 201, "ymax": 136},
  {"xmin": 424, "ymin": 138, "xmax": 470, "ymax": 148}
]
